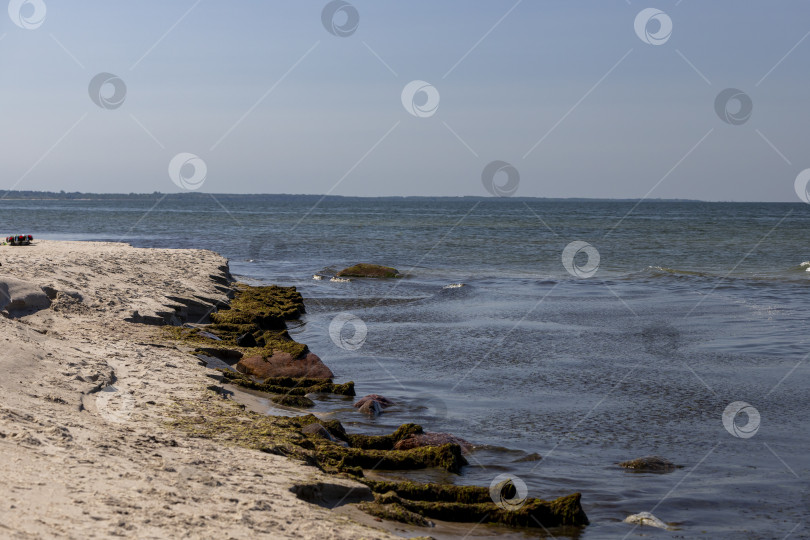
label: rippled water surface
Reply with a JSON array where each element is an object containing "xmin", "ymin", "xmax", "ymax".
[{"xmin": 5, "ymin": 196, "xmax": 808, "ymax": 539}]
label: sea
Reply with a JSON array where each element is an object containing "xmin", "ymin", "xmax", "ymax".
[{"xmin": 4, "ymin": 196, "xmax": 808, "ymax": 539}]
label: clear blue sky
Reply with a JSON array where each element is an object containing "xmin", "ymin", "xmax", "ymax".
[{"xmin": 1, "ymin": 1, "xmax": 809, "ymax": 200}]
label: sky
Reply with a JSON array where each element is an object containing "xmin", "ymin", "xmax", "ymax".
[{"xmin": 1, "ymin": 1, "xmax": 809, "ymax": 201}]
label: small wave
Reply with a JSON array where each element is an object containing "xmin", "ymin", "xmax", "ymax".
[
  {"xmin": 443, "ymin": 283, "xmax": 465, "ymax": 289},
  {"xmin": 312, "ymin": 274, "xmax": 324, "ymax": 280},
  {"xmin": 330, "ymin": 277, "xmax": 351, "ymax": 283},
  {"xmin": 644, "ymin": 266, "xmax": 714, "ymax": 278}
]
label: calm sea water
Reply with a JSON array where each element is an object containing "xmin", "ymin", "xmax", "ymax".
[{"xmin": 5, "ymin": 196, "xmax": 808, "ymax": 539}]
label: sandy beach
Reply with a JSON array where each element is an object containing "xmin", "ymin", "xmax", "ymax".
[{"xmin": 0, "ymin": 240, "xmax": 392, "ymax": 539}]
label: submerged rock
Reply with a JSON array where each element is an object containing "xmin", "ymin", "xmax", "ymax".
[
  {"xmin": 336, "ymin": 264, "xmax": 400, "ymax": 279},
  {"xmin": 354, "ymin": 394, "xmax": 395, "ymax": 417},
  {"xmin": 237, "ymin": 351, "xmax": 333, "ymax": 380},
  {"xmin": 513, "ymin": 452, "xmax": 542, "ymax": 463},
  {"xmin": 619, "ymin": 456, "xmax": 680, "ymax": 473},
  {"xmin": 394, "ymin": 433, "xmax": 472, "ymax": 453},
  {"xmin": 624, "ymin": 511, "xmax": 673, "ymax": 530}
]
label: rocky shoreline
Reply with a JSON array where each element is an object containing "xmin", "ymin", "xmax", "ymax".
[
  {"xmin": 166, "ymin": 280, "xmax": 591, "ymax": 533},
  {"xmin": 0, "ymin": 242, "xmax": 592, "ymax": 538}
]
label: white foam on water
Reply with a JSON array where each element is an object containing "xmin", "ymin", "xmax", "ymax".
[
  {"xmin": 330, "ymin": 277, "xmax": 351, "ymax": 283},
  {"xmin": 443, "ymin": 283, "xmax": 465, "ymax": 289}
]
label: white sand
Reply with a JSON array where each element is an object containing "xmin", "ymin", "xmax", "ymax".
[{"xmin": 0, "ymin": 241, "xmax": 392, "ymax": 539}]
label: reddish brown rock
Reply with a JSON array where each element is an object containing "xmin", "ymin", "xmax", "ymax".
[
  {"xmin": 236, "ymin": 351, "xmax": 333, "ymax": 380},
  {"xmin": 393, "ymin": 433, "xmax": 472, "ymax": 453},
  {"xmin": 354, "ymin": 394, "xmax": 395, "ymax": 417}
]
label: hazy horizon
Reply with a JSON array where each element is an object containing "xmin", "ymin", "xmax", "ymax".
[{"xmin": 2, "ymin": 2, "xmax": 810, "ymax": 202}]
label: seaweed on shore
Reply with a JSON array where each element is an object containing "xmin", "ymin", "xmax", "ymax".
[
  {"xmin": 165, "ymin": 284, "xmax": 309, "ymax": 359},
  {"xmin": 163, "ymin": 283, "xmax": 589, "ymax": 531},
  {"xmin": 217, "ymin": 369, "xmax": 355, "ymax": 398},
  {"xmin": 168, "ymin": 392, "xmax": 587, "ymax": 530}
]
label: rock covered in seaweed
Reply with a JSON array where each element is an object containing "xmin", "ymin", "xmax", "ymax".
[
  {"xmin": 336, "ymin": 263, "xmax": 400, "ymax": 279},
  {"xmin": 359, "ymin": 480, "xmax": 589, "ymax": 529},
  {"xmin": 619, "ymin": 455, "xmax": 680, "ymax": 473},
  {"xmin": 393, "ymin": 433, "xmax": 472, "ymax": 453},
  {"xmin": 302, "ymin": 423, "xmax": 348, "ymax": 446}
]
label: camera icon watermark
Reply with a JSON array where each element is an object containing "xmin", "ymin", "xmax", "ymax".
[
  {"xmin": 482, "ymin": 160, "xmax": 519, "ymax": 197},
  {"xmin": 329, "ymin": 312, "xmax": 367, "ymax": 351},
  {"xmin": 793, "ymin": 169, "xmax": 810, "ymax": 204},
  {"xmin": 8, "ymin": 0, "xmax": 46, "ymax": 29},
  {"xmin": 95, "ymin": 385, "xmax": 135, "ymax": 424},
  {"xmin": 88, "ymin": 73, "xmax": 127, "ymax": 110},
  {"xmin": 168, "ymin": 153, "xmax": 207, "ymax": 191},
  {"xmin": 489, "ymin": 474, "xmax": 528, "ymax": 511},
  {"xmin": 401, "ymin": 80, "xmax": 440, "ymax": 118},
  {"xmin": 562, "ymin": 241, "xmax": 600, "ymax": 278},
  {"xmin": 634, "ymin": 8, "xmax": 672, "ymax": 46},
  {"xmin": 321, "ymin": 0, "xmax": 359, "ymax": 37},
  {"xmin": 722, "ymin": 401, "xmax": 760, "ymax": 439},
  {"xmin": 715, "ymin": 88, "xmax": 753, "ymax": 125}
]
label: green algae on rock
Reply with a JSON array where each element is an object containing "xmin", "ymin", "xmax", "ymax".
[
  {"xmin": 168, "ymin": 390, "xmax": 588, "ymax": 531},
  {"xmin": 204, "ymin": 284, "xmax": 309, "ymax": 358},
  {"xmin": 358, "ymin": 500, "xmax": 434, "ymax": 527},
  {"xmin": 336, "ymin": 263, "xmax": 400, "ymax": 279},
  {"xmin": 272, "ymin": 394, "xmax": 316, "ymax": 408},
  {"xmin": 218, "ymin": 369, "xmax": 355, "ymax": 398},
  {"xmin": 368, "ymin": 490, "xmax": 588, "ymax": 529},
  {"xmin": 164, "ymin": 282, "xmax": 589, "ymax": 532}
]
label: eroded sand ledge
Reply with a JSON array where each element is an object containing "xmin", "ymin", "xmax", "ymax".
[{"xmin": 0, "ymin": 241, "xmax": 390, "ymax": 539}]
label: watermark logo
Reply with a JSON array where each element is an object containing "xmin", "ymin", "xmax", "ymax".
[
  {"xmin": 95, "ymin": 385, "xmax": 134, "ymax": 424},
  {"xmin": 8, "ymin": 0, "xmax": 46, "ymax": 29},
  {"xmin": 88, "ymin": 73, "xmax": 127, "ymax": 110},
  {"xmin": 329, "ymin": 312, "xmax": 367, "ymax": 351},
  {"xmin": 562, "ymin": 241, "xmax": 600, "ymax": 278},
  {"xmin": 793, "ymin": 169, "xmax": 810, "ymax": 203},
  {"xmin": 482, "ymin": 160, "xmax": 519, "ymax": 197},
  {"xmin": 715, "ymin": 88, "xmax": 753, "ymax": 125},
  {"xmin": 634, "ymin": 8, "xmax": 672, "ymax": 46},
  {"xmin": 722, "ymin": 401, "xmax": 760, "ymax": 439},
  {"xmin": 321, "ymin": 0, "xmax": 359, "ymax": 37},
  {"xmin": 168, "ymin": 153, "xmax": 207, "ymax": 191},
  {"xmin": 489, "ymin": 474, "xmax": 528, "ymax": 511},
  {"xmin": 401, "ymin": 80, "xmax": 440, "ymax": 118}
]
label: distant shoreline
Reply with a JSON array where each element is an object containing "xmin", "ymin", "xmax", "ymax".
[{"xmin": 0, "ymin": 191, "xmax": 797, "ymax": 204}]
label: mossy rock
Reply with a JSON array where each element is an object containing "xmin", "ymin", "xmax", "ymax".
[
  {"xmin": 218, "ymin": 369, "xmax": 355, "ymax": 398},
  {"xmin": 209, "ymin": 284, "xmax": 304, "ymax": 332},
  {"xmin": 347, "ymin": 423, "xmax": 423, "ymax": 450},
  {"xmin": 168, "ymin": 392, "xmax": 588, "ymax": 532},
  {"xmin": 166, "ymin": 283, "xmax": 309, "ymax": 360},
  {"xmin": 363, "ymin": 480, "xmax": 494, "ymax": 504},
  {"xmin": 358, "ymin": 501, "xmax": 434, "ymax": 527},
  {"xmin": 272, "ymin": 395, "xmax": 315, "ymax": 408},
  {"xmin": 315, "ymin": 443, "xmax": 467, "ymax": 474},
  {"xmin": 371, "ymin": 490, "xmax": 588, "ymax": 528},
  {"xmin": 336, "ymin": 263, "xmax": 400, "ymax": 279}
]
